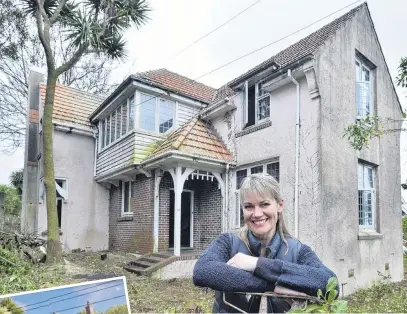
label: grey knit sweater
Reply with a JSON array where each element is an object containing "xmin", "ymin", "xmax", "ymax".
[{"xmin": 193, "ymin": 232, "xmax": 337, "ymax": 297}]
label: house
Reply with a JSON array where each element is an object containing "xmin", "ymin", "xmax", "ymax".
[{"xmin": 22, "ymin": 2, "xmax": 404, "ymax": 295}]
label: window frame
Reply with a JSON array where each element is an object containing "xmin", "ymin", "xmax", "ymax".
[
  {"xmin": 255, "ymin": 81, "xmax": 271, "ymax": 124},
  {"xmin": 355, "ymin": 57, "xmax": 374, "ymax": 119},
  {"xmin": 121, "ymin": 180, "xmax": 133, "ymax": 217},
  {"xmin": 358, "ymin": 163, "xmax": 376, "ymax": 230},
  {"xmin": 234, "ymin": 160, "xmax": 280, "ymax": 228},
  {"xmin": 139, "ymin": 92, "xmax": 175, "ymax": 134},
  {"xmin": 98, "ymin": 93, "xmax": 135, "ymax": 153},
  {"xmin": 243, "ymin": 79, "xmax": 271, "ymax": 129}
]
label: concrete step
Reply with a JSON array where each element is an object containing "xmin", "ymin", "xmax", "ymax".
[
  {"xmin": 123, "ymin": 265, "xmax": 147, "ymax": 275},
  {"xmin": 151, "ymin": 252, "xmax": 173, "ymax": 259},
  {"xmin": 142, "ymin": 255, "xmax": 166, "ymax": 263},
  {"xmin": 132, "ymin": 259, "xmax": 155, "ymax": 268}
]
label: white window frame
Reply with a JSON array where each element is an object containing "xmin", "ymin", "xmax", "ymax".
[
  {"xmin": 121, "ymin": 180, "xmax": 133, "ymax": 217},
  {"xmin": 55, "ymin": 178, "xmax": 68, "ymax": 204},
  {"xmin": 234, "ymin": 161, "xmax": 279, "ymax": 228},
  {"xmin": 358, "ymin": 163, "xmax": 376, "ymax": 229},
  {"xmin": 255, "ymin": 81, "xmax": 271, "ymax": 124},
  {"xmin": 355, "ymin": 57, "xmax": 373, "ymax": 119},
  {"xmin": 98, "ymin": 93, "xmax": 136, "ymax": 153},
  {"xmin": 139, "ymin": 92, "xmax": 175, "ymax": 134}
]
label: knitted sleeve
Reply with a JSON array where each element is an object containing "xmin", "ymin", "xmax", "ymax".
[
  {"xmin": 253, "ymin": 244, "xmax": 338, "ymax": 296},
  {"xmin": 192, "ymin": 233, "xmax": 275, "ymax": 293}
]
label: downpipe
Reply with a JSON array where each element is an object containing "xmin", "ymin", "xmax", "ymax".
[{"xmin": 288, "ymin": 69, "xmax": 300, "ymax": 238}]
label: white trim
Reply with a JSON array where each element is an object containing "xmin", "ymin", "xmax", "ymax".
[
  {"xmin": 355, "ymin": 57, "xmax": 373, "ymax": 118},
  {"xmin": 169, "ymin": 188, "xmax": 194, "ymax": 249},
  {"xmin": 55, "ymin": 178, "xmax": 68, "ymax": 203},
  {"xmin": 121, "ymin": 180, "xmax": 133, "ymax": 217},
  {"xmin": 255, "ymin": 81, "xmax": 271, "ymax": 124},
  {"xmin": 358, "ymin": 163, "xmax": 376, "ymax": 229}
]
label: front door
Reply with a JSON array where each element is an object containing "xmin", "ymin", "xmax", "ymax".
[{"xmin": 169, "ymin": 190, "xmax": 193, "ymax": 248}]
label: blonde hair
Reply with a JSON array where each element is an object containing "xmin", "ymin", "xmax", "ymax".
[{"xmin": 238, "ymin": 173, "xmax": 292, "ymax": 255}]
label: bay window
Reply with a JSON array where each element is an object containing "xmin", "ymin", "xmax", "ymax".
[{"xmin": 140, "ymin": 93, "xmax": 175, "ymax": 134}]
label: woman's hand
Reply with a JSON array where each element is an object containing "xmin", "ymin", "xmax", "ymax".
[
  {"xmin": 274, "ymin": 285, "xmax": 307, "ymax": 296},
  {"xmin": 227, "ymin": 253, "xmax": 258, "ymax": 272}
]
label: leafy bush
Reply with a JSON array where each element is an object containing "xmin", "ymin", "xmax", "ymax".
[
  {"xmin": 0, "ymin": 184, "xmax": 21, "ymax": 216},
  {"xmin": 402, "ymin": 216, "xmax": 407, "ymax": 239}
]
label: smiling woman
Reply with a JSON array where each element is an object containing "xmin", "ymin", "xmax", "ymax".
[{"xmin": 192, "ymin": 173, "xmax": 338, "ymax": 313}]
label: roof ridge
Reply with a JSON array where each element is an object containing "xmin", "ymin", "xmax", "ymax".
[
  {"xmin": 40, "ymin": 82, "xmax": 106, "ymax": 101},
  {"xmin": 227, "ymin": 2, "xmax": 366, "ymax": 86}
]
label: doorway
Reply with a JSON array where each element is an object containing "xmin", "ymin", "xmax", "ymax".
[{"xmin": 169, "ymin": 190, "xmax": 193, "ymax": 249}]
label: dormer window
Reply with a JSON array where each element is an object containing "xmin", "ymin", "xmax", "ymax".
[{"xmin": 140, "ymin": 93, "xmax": 175, "ymax": 134}]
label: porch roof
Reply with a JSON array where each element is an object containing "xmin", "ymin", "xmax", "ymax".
[{"xmin": 142, "ymin": 117, "xmax": 234, "ymax": 167}]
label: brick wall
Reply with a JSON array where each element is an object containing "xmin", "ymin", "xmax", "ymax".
[
  {"xmin": 109, "ymin": 174, "xmax": 154, "ymax": 254},
  {"xmin": 158, "ymin": 172, "xmax": 222, "ymax": 252}
]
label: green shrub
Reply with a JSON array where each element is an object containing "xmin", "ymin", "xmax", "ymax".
[{"xmin": 402, "ymin": 216, "xmax": 407, "ymax": 239}]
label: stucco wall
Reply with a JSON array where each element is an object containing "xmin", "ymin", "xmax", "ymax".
[
  {"xmin": 212, "ymin": 75, "xmax": 321, "ymax": 248},
  {"xmin": 37, "ymin": 130, "xmax": 109, "ymax": 251},
  {"xmin": 314, "ymin": 7, "xmax": 403, "ymax": 294}
]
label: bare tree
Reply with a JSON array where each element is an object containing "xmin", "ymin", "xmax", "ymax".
[{"xmin": 0, "ymin": 7, "xmax": 116, "ymax": 154}]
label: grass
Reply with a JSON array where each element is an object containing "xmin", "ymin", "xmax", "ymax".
[
  {"xmin": 1, "ymin": 248, "xmax": 406, "ymax": 313},
  {"xmin": 346, "ymin": 256, "xmax": 407, "ymax": 313}
]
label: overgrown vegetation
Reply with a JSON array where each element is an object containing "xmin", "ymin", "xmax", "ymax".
[
  {"xmin": 0, "ymin": 185, "xmax": 21, "ymax": 217},
  {"xmin": 402, "ymin": 216, "xmax": 407, "ymax": 239}
]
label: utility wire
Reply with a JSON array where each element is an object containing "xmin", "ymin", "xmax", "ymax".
[
  {"xmin": 51, "ymin": 294, "xmax": 126, "ymax": 313},
  {"xmin": 24, "ymin": 283, "xmax": 123, "ymax": 312},
  {"xmin": 194, "ymin": 0, "xmax": 362, "ymax": 81},
  {"xmin": 170, "ymin": 0, "xmax": 261, "ymax": 59}
]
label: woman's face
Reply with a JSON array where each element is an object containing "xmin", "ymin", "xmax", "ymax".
[{"xmin": 242, "ymin": 191, "xmax": 283, "ymax": 239}]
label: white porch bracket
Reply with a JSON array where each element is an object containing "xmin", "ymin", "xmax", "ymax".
[
  {"xmin": 153, "ymin": 169, "xmax": 164, "ymax": 253},
  {"xmin": 211, "ymin": 172, "xmax": 226, "ymax": 233},
  {"xmin": 107, "ymin": 179, "xmax": 120, "ymax": 187},
  {"xmin": 139, "ymin": 169, "xmax": 152, "ymax": 178},
  {"xmin": 169, "ymin": 166, "xmax": 195, "ymax": 256}
]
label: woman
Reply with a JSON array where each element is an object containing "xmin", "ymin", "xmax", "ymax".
[{"xmin": 193, "ymin": 173, "xmax": 337, "ymax": 313}]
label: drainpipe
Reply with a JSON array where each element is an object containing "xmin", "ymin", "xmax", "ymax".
[
  {"xmin": 288, "ymin": 69, "xmax": 300, "ymax": 238},
  {"xmin": 93, "ymin": 130, "xmax": 98, "ymax": 177},
  {"xmin": 224, "ymin": 163, "xmax": 230, "ymax": 232}
]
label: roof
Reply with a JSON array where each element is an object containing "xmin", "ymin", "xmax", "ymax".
[
  {"xmin": 134, "ymin": 68, "xmax": 217, "ymax": 103},
  {"xmin": 146, "ymin": 117, "xmax": 233, "ymax": 163},
  {"xmin": 228, "ymin": 3, "xmax": 365, "ymax": 86},
  {"xmin": 40, "ymin": 83, "xmax": 104, "ymax": 130}
]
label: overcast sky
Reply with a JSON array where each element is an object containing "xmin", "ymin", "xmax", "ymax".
[{"xmin": 0, "ymin": 0, "xmax": 406, "ymax": 197}]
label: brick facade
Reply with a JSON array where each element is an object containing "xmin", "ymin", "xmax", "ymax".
[
  {"xmin": 109, "ymin": 170, "xmax": 222, "ymax": 254},
  {"xmin": 109, "ymin": 174, "xmax": 154, "ymax": 254},
  {"xmin": 158, "ymin": 172, "xmax": 222, "ymax": 252}
]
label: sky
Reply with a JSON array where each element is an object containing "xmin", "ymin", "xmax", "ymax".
[
  {"xmin": 7, "ymin": 278, "xmax": 128, "ymax": 314},
  {"xmin": 0, "ymin": 0, "xmax": 406, "ymax": 198}
]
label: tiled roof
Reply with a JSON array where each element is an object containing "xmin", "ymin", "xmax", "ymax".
[
  {"xmin": 40, "ymin": 83, "xmax": 104, "ymax": 130},
  {"xmin": 228, "ymin": 3, "xmax": 365, "ymax": 86},
  {"xmin": 146, "ymin": 117, "xmax": 233, "ymax": 163},
  {"xmin": 135, "ymin": 69, "xmax": 217, "ymax": 103}
]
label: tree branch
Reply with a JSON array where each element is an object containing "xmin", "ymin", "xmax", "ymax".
[
  {"xmin": 55, "ymin": 43, "xmax": 88, "ymax": 76},
  {"xmin": 50, "ymin": 0, "xmax": 67, "ymax": 24},
  {"xmin": 35, "ymin": 1, "xmax": 54, "ymax": 68}
]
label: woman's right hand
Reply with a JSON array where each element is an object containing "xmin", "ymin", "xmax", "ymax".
[{"xmin": 274, "ymin": 285, "xmax": 307, "ymax": 297}]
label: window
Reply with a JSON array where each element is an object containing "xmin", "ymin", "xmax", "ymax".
[
  {"xmin": 121, "ymin": 181, "xmax": 132, "ymax": 216},
  {"xmin": 55, "ymin": 179, "xmax": 68, "ymax": 229},
  {"xmin": 243, "ymin": 80, "xmax": 271, "ymax": 128},
  {"xmin": 99, "ymin": 94, "xmax": 135, "ymax": 151},
  {"xmin": 355, "ymin": 58, "xmax": 372, "ymax": 117},
  {"xmin": 235, "ymin": 161, "xmax": 280, "ymax": 227},
  {"xmin": 140, "ymin": 93, "xmax": 175, "ymax": 133},
  {"xmin": 358, "ymin": 163, "xmax": 376, "ymax": 229}
]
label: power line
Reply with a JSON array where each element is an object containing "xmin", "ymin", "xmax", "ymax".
[
  {"xmin": 194, "ymin": 0, "xmax": 362, "ymax": 81},
  {"xmin": 170, "ymin": 0, "xmax": 261, "ymax": 59},
  {"xmin": 24, "ymin": 283, "xmax": 123, "ymax": 312},
  {"xmin": 52, "ymin": 294, "xmax": 126, "ymax": 313}
]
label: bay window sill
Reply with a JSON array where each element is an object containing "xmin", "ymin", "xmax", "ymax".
[{"xmin": 358, "ymin": 229, "xmax": 382, "ymax": 240}]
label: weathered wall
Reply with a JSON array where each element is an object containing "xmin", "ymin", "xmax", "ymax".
[
  {"xmin": 109, "ymin": 174, "xmax": 154, "ymax": 254},
  {"xmin": 314, "ymin": 7, "xmax": 404, "ymax": 294},
  {"xmin": 211, "ymin": 75, "xmax": 321, "ymax": 249},
  {"xmin": 37, "ymin": 130, "xmax": 109, "ymax": 251}
]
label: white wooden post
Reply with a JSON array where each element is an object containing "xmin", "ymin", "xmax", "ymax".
[
  {"xmin": 212, "ymin": 172, "xmax": 225, "ymax": 232},
  {"xmin": 169, "ymin": 166, "xmax": 194, "ymax": 256},
  {"xmin": 153, "ymin": 169, "xmax": 163, "ymax": 253}
]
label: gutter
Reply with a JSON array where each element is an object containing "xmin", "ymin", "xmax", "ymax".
[
  {"xmin": 53, "ymin": 123, "xmax": 95, "ymax": 137},
  {"xmin": 287, "ymin": 69, "xmax": 300, "ymax": 239},
  {"xmin": 199, "ymin": 97, "xmax": 230, "ymax": 117}
]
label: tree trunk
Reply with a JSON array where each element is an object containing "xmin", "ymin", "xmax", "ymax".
[{"xmin": 42, "ymin": 75, "xmax": 62, "ymax": 263}]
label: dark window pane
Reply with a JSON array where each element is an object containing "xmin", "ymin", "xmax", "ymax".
[
  {"xmin": 250, "ymin": 166, "xmax": 263, "ymax": 174},
  {"xmin": 111, "ymin": 111, "xmax": 116, "ymax": 142},
  {"xmin": 267, "ymin": 162, "xmax": 280, "ymax": 182},
  {"xmin": 236, "ymin": 169, "xmax": 247, "ymax": 189}
]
